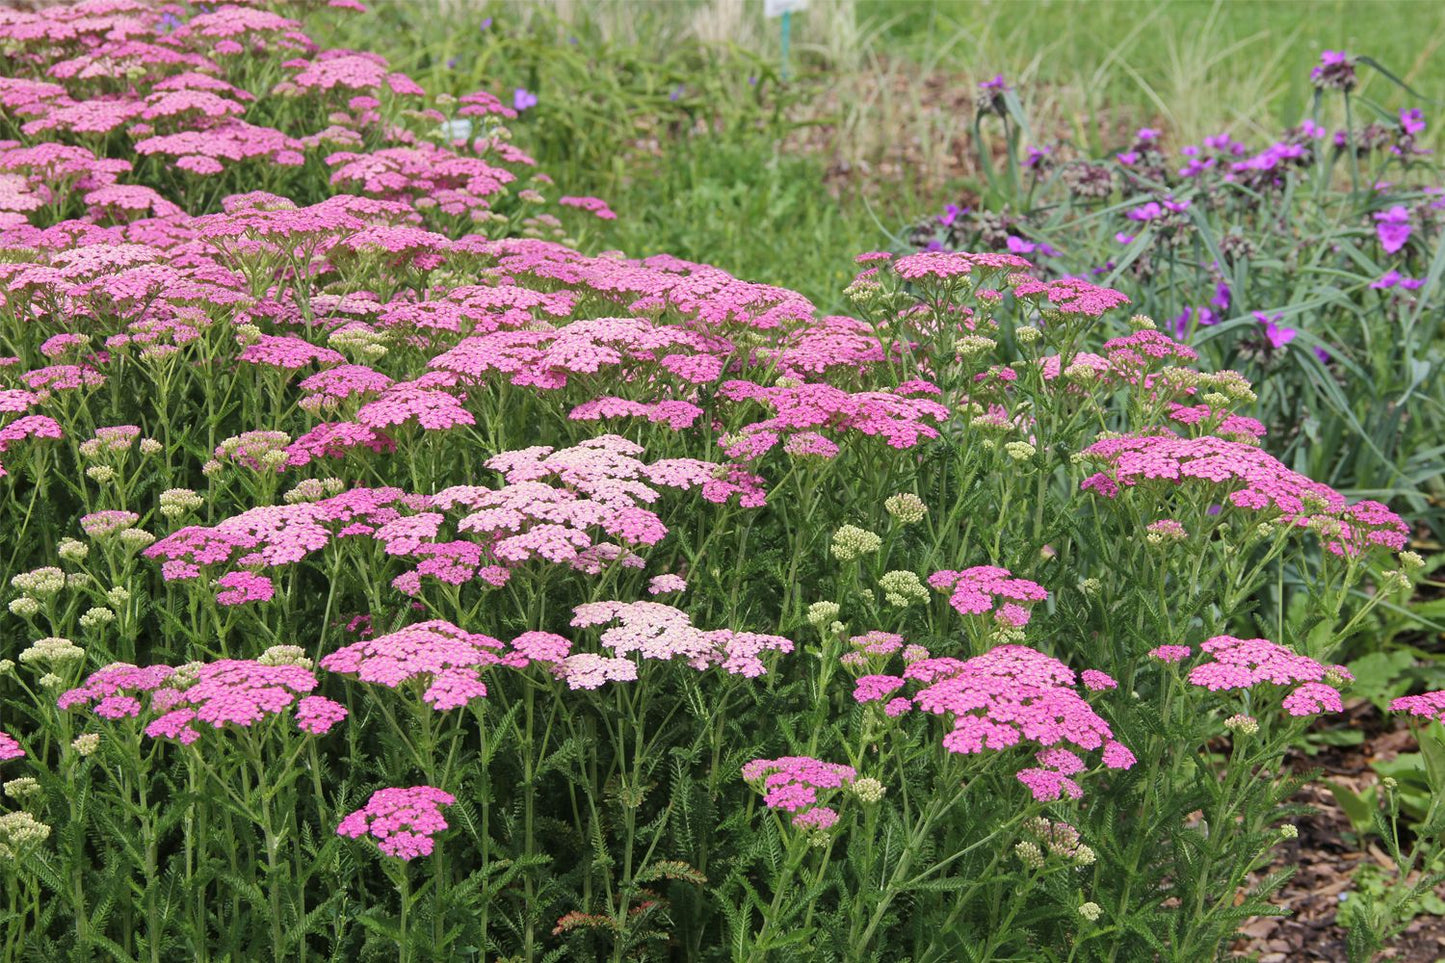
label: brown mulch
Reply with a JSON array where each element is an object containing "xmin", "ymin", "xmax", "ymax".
[{"xmin": 1232, "ymin": 705, "xmax": 1445, "ymax": 962}]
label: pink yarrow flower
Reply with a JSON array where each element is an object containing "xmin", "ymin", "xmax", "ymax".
[{"xmin": 336, "ymin": 785, "xmax": 456, "ymax": 860}]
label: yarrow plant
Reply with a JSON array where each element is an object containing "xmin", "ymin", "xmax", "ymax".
[{"xmin": 0, "ymin": 5, "xmax": 1433, "ymax": 962}]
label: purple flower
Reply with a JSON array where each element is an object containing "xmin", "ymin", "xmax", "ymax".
[
  {"xmin": 937, "ymin": 203, "xmax": 964, "ymax": 227},
  {"xmin": 1136, "ymin": 127, "xmax": 1160, "ymax": 142},
  {"xmin": 480, "ymin": 16, "xmax": 492, "ymax": 30},
  {"xmin": 979, "ymin": 74, "xmax": 1009, "ymax": 91},
  {"xmin": 160, "ymin": 11, "xmax": 181, "ymax": 31},
  {"xmin": 1372, "ymin": 270, "xmax": 1402, "ymax": 290},
  {"xmin": 924, "ymin": 239, "xmax": 944, "ymax": 252},
  {"xmin": 1026, "ymin": 145, "xmax": 1051, "ymax": 168},
  {"xmin": 1114, "ymin": 232, "xmax": 1135, "ymax": 245},
  {"xmin": 1126, "ymin": 202, "xmax": 1162, "ymax": 222},
  {"xmin": 1253, "ymin": 311, "xmax": 1296, "ymax": 349},
  {"xmin": 445, "ymin": 57, "xmax": 458, "ymax": 70},
  {"xmin": 513, "ymin": 88, "xmax": 538, "ymax": 112},
  {"xmin": 670, "ymin": 84, "xmax": 684, "ymax": 102},
  {"xmin": 1401, "ymin": 108, "xmax": 1426, "ymax": 135},
  {"xmin": 1211, "ymin": 282, "xmax": 1231, "ymax": 311},
  {"xmin": 1314, "ymin": 346, "xmax": 1332, "ymax": 364},
  {"xmin": 1373, "ymin": 206, "xmax": 1411, "ymax": 253},
  {"xmin": 1116, "ymin": 151, "xmax": 1139, "ymax": 166},
  {"xmin": 1006, "ymin": 235, "xmax": 1036, "ymax": 254}
]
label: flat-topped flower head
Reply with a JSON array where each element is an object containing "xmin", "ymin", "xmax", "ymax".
[
  {"xmin": 1149, "ymin": 644, "xmax": 1192, "ymax": 664},
  {"xmin": 319, "ymin": 620, "xmax": 503, "ymax": 710},
  {"xmin": 1188, "ymin": 635, "xmax": 1350, "ymax": 718},
  {"xmin": 909, "ymin": 645, "xmax": 1133, "ymax": 799},
  {"xmin": 1389, "ymin": 691, "xmax": 1445, "ymax": 723},
  {"xmin": 142, "ymin": 660, "xmax": 336, "ymax": 743},
  {"xmin": 58, "ymin": 663, "xmax": 178, "ymax": 720},
  {"xmin": 571, "ymin": 600, "xmax": 792, "ymax": 678},
  {"xmin": 742, "ymin": 755, "xmax": 856, "ymax": 827},
  {"xmin": 336, "ymin": 785, "xmax": 456, "ymax": 860},
  {"xmin": 0, "ymin": 729, "xmax": 23, "ymax": 762},
  {"xmin": 928, "ymin": 566, "xmax": 1047, "ymax": 625}
]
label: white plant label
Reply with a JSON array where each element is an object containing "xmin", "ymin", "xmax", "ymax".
[{"xmin": 764, "ymin": 0, "xmax": 807, "ymax": 17}]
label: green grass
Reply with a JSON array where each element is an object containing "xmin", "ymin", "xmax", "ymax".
[{"xmin": 855, "ymin": 0, "xmax": 1445, "ymax": 141}]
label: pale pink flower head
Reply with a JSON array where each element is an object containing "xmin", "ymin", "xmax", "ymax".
[
  {"xmin": 1149, "ymin": 645, "xmax": 1192, "ymax": 664},
  {"xmin": 911, "ymin": 645, "xmax": 1133, "ymax": 799},
  {"xmin": 336, "ymin": 785, "xmax": 456, "ymax": 860},
  {"xmin": 647, "ymin": 573, "xmax": 687, "ymax": 595},
  {"xmin": 571, "ymin": 600, "xmax": 792, "ymax": 679},
  {"xmin": 0, "ymin": 729, "xmax": 23, "ymax": 762}
]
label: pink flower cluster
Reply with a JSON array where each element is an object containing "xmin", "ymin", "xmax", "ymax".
[
  {"xmin": 58, "ymin": 663, "xmax": 179, "ymax": 720},
  {"xmin": 0, "ymin": 729, "xmax": 23, "ymax": 762},
  {"xmin": 907, "ymin": 645, "xmax": 1135, "ymax": 800},
  {"xmin": 571, "ymin": 600, "xmax": 793, "ymax": 679},
  {"xmin": 1187, "ymin": 635, "xmax": 1351, "ymax": 717},
  {"xmin": 336, "ymin": 785, "xmax": 456, "ymax": 860},
  {"xmin": 715, "ymin": 380, "xmax": 950, "ymax": 458},
  {"xmin": 144, "ymin": 660, "xmax": 345, "ymax": 743},
  {"xmin": 741, "ymin": 755, "xmax": 857, "ymax": 829},
  {"xmin": 927, "ymin": 566, "xmax": 1048, "ymax": 627},
  {"xmin": 1081, "ymin": 433, "xmax": 1408, "ymax": 556},
  {"xmin": 319, "ymin": 620, "xmax": 504, "ymax": 710},
  {"xmin": 1388, "ymin": 691, "xmax": 1445, "ymax": 723}
]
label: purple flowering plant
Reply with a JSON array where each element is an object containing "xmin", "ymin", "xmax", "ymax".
[{"xmin": 912, "ymin": 56, "xmax": 1443, "ymax": 535}]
